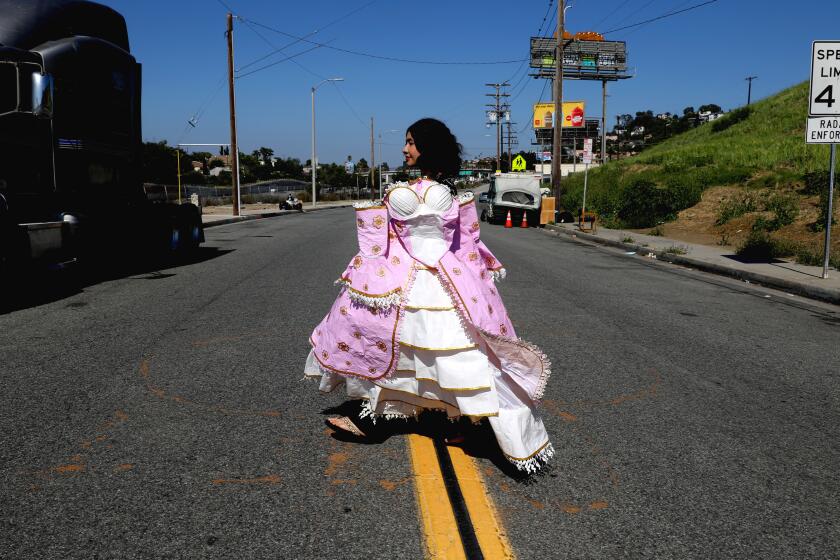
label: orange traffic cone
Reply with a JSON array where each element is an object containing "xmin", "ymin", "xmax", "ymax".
[
  {"xmin": 520, "ymin": 210, "xmax": 528, "ymax": 228},
  {"xmin": 504, "ymin": 210, "xmax": 513, "ymax": 228}
]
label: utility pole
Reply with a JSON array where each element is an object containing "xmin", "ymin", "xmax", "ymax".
[
  {"xmin": 551, "ymin": 0, "xmax": 565, "ymax": 203},
  {"xmin": 226, "ymin": 13, "xmax": 240, "ymax": 216},
  {"xmin": 370, "ymin": 117, "xmax": 375, "ymax": 199},
  {"xmin": 485, "ymin": 82, "xmax": 510, "ymax": 173},
  {"xmin": 505, "ymin": 120, "xmax": 518, "ymax": 168},
  {"xmin": 601, "ymin": 81, "xmax": 608, "ymax": 164},
  {"xmin": 745, "ymin": 76, "xmax": 758, "ymax": 105}
]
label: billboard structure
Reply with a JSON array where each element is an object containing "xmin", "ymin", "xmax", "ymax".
[
  {"xmin": 529, "ymin": 37, "xmax": 630, "ymax": 80},
  {"xmin": 533, "ymin": 101, "xmax": 585, "ymax": 129},
  {"xmin": 529, "ymin": 34, "xmax": 633, "ymax": 163}
]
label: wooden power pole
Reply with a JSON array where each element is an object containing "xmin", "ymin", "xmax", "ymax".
[
  {"xmin": 551, "ymin": 0, "xmax": 565, "ymax": 204},
  {"xmin": 370, "ymin": 116, "xmax": 375, "ymax": 199},
  {"xmin": 226, "ymin": 13, "xmax": 240, "ymax": 216}
]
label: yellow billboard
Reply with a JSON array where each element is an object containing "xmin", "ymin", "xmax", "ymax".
[{"xmin": 533, "ymin": 101, "xmax": 585, "ymax": 129}]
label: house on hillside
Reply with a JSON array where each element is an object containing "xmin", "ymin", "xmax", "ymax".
[{"xmin": 699, "ymin": 110, "xmax": 724, "ymax": 123}]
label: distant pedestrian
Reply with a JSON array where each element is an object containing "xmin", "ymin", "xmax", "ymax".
[{"xmin": 304, "ymin": 118, "xmax": 553, "ymax": 473}]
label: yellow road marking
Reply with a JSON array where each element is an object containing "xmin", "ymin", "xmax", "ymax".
[
  {"xmin": 448, "ymin": 446, "xmax": 516, "ymax": 559},
  {"xmin": 407, "ymin": 434, "xmax": 466, "ymax": 559}
]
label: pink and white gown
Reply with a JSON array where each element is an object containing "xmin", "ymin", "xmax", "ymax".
[{"xmin": 305, "ymin": 183, "xmax": 553, "ymax": 472}]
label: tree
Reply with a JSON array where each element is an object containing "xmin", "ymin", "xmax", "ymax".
[
  {"xmin": 683, "ymin": 106, "xmax": 695, "ymax": 116},
  {"xmin": 698, "ymin": 104, "xmax": 722, "ymax": 114},
  {"xmin": 357, "ymin": 158, "xmax": 369, "ymax": 171},
  {"xmin": 141, "ymin": 141, "xmax": 192, "ymax": 184}
]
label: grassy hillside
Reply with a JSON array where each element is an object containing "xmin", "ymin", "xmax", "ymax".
[
  {"xmin": 562, "ymin": 81, "xmax": 830, "ymax": 225},
  {"xmin": 560, "ymin": 81, "xmax": 837, "ymax": 265}
]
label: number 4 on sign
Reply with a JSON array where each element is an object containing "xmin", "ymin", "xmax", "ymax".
[{"xmin": 815, "ymin": 85, "xmax": 836, "ymax": 108}]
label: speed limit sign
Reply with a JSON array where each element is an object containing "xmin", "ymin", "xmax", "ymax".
[{"xmin": 810, "ymin": 41, "xmax": 840, "ymax": 116}]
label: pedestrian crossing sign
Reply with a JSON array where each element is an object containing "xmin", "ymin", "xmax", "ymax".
[{"xmin": 511, "ymin": 155, "xmax": 526, "ymax": 171}]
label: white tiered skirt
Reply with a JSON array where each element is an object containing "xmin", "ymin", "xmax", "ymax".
[{"xmin": 305, "ymin": 267, "xmax": 553, "ymax": 472}]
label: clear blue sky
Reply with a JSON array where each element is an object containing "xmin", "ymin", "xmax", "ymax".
[{"xmin": 99, "ymin": 0, "xmax": 838, "ymax": 167}]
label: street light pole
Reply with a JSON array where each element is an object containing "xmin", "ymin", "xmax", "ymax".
[
  {"xmin": 551, "ymin": 1, "xmax": 567, "ymax": 205},
  {"xmin": 746, "ymin": 75, "xmax": 758, "ymax": 106},
  {"xmin": 310, "ymin": 77, "xmax": 344, "ymax": 208}
]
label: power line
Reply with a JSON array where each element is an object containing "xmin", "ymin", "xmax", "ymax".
[
  {"xmin": 589, "ymin": 0, "xmax": 635, "ymax": 31},
  {"xmin": 234, "ymin": 0, "xmax": 378, "ymax": 74},
  {"xmin": 243, "ymin": 18, "xmax": 526, "ymax": 66},
  {"xmin": 608, "ymin": 0, "xmax": 661, "ymax": 30},
  {"xmin": 519, "ymin": 78, "xmax": 549, "ymax": 133},
  {"xmin": 603, "ymin": 0, "xmax": 719, "ymax": 34}
]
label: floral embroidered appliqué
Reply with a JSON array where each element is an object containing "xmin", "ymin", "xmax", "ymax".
[
  {"xmin": 337, "ymin": 342, "xmax": 350, "ymax": 352},
  {"xmin": 391, "ymin": 256, "xmax": 401, "ymax": 265},
  {"xmin": 468, "ymin": 251, "xmax": 479, "ymax": 261},
  {"xmin": 376, "ymin": 267, "xmax": 386, "ymax": 277},
  {"xmin": 340, "ymin": 306, "xmax": 348, "ymax": 316},
  {"xmin": 470, "ymin": 221, "xmax": 480, "ymax": 232},
  {"xmin": 500, "ymin": 324, "xmax": 508, "ymax": 335},
  {"xmin": 345, "ymin": 361, "xmax": 352, "ymax": 367},
  {"xmin": 471, "ymin": 296, "xmax": 479, "ymax": 304},
  {"xmin": 484, "ymin": 256, "xmax": 496, "ymax": 268},
  {"xmin": 357, "ymin": 218, "xmax": 365, "ymax": 227},
  {"xmin": 487, "ymin": 304, "xmax": 494, "ymax": 315},
  {"xmin": 353, "ymin": 331, "xmax": 362, "ymax": 339},
  {"xmin": 368, "ymin": 367, "xmax": 377, "ymax": 374},
  {"xmin": 375, "ymin": 341, "xmax": 387, "ymax": 352},
  {"xmin": 372, "ymin": 215, "xmax": 385, "ymax": 229},
  {"xmin": 353, "ymin": 256, "xmax": 363, "ymax": 269},
  {"xmin": 371, "ymin": 245, "xmax": 382, "ymax": 255},
  {"xmin": 321, "ymin": 350, "xmax": 329, "ymax": 360},
  {"xmin": 452, "ymin": 267, "xmax": 462, "ymax": 276}
]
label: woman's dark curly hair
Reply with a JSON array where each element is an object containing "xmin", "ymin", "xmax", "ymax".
[{"xmin": 407, "ymin": 118, "xmax": 463, "ymax": 180}]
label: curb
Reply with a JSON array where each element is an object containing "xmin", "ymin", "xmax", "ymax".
[
  {"xmin": 202, "ymin": 204, "xmax": 353, "ymax": 228},
  {"xmin": 543, "ymin": 224, "xmax": 840, "ymax": 306}
]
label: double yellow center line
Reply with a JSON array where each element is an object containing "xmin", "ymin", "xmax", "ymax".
[{"xmin": 408, "ymin": 434, "xmax": 515, "ymax": 559}]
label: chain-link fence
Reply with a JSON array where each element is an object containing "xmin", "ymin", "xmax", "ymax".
[{"xmin": 144, "ymin": 180, "xmax": 378, "ymax": 206}]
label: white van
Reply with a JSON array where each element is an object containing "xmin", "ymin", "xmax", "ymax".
[{"xmin": 478, "ymin": 173, "xmax": 543, "ymax": 226}]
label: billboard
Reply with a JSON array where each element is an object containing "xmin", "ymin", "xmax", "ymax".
[
  {"xmin": 529, "ymin": 37, "xmax": 629, "ymax": 81},
  {"xmin": 533, "ymin": 101, "xmax": 585, "ymax": 129}
]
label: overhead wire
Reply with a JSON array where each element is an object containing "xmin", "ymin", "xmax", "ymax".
[
  {"xmin": 242, "ymin": 18, "xmax": 527, "ymax": 66},
  {"xmin": 235, "ymin": 15, "xmax": 368, "ymax": 129},
  {"xmin": 589, "ymin": 0, "xmax": 635, "ymax": 31},
  {"xmin": 603, "ymin": 0, "xmax": 719, "ymax": 34}
]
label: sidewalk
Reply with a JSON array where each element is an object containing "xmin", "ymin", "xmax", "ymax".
[
  {"xmin": 544, "ymin": 222, "xmax": 840, "ymax": 305},
  {"xmin": 201, "ymin": 201, "xmax": 353, "ymax": 228}
]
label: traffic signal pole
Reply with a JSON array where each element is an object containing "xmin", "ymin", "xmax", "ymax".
[{"xmin": 551, "ymin": 0, "xmax": 565, "ymax": 204}]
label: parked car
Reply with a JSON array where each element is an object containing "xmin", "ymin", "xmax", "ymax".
[{"xmin": 478, "ymin": 173, "xmax": 543, "ymax": 226}]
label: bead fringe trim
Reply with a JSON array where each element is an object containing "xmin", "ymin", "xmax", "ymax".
[
  {"xmin": 334, "ymin": 278, "xmax": 402, "ymax": 310},
  {"xmin": 490, "ymin": 268, "xmax": 507, "ymax": 282},
  {"xmin": 507, "ymin": 442, "xmax": 555, "ymax": 474},
  {"xmin": 353, "ymin": 200, "xmax": 384, "ymax": 210}
]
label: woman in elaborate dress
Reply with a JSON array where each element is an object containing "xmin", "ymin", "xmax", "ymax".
[{"xmin": 304, "ymin": 118, "xmax": 553, "ymax": 472}]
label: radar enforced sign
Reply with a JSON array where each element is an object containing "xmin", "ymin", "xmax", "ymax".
[{"xmin": 807, "ymin": 41, "xmax": 840, "ymax": 143}]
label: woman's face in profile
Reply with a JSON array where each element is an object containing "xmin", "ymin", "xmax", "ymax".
[{"xmin": 403, "ymin": 132, "xmax": 420, "ymax": 167}]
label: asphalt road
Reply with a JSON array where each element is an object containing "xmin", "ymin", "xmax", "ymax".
[{"xmin": 1, "ymin": 206, "xmax": 838, "ymax": 559}]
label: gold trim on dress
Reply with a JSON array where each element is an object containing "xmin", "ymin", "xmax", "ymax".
[
  {"xmin": 400, "ymin": 341, "xmax": 478, "ymax": 352},
  {"xmin": 375, "ymin": 384, "xmax": 499, "ymax": 417},
  {"xmin": 355, "ymin": 205, "xmax": 386, "ymax": 211},
  {"xmin": 404, "ymin": 305, "xmax": 455, "ymax": 311},
  {"xmin": 439, "ymin": 264, "xmax": 474, "ymax": 323},
  {"xmin": 502, "ymin": 440, "xmax": 552, "ymax": 461},
  {"xmin": 384, "ymin": 185, "xmax": 421, "ymax": 206},
  {"xmin": 415, "ymin": 377, "xmax": 492, "ymax": 392}
]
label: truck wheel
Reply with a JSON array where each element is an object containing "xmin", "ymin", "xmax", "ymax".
[{"xmin": 480, "ymin": 209, "xmax": 487, "ymax": 222}]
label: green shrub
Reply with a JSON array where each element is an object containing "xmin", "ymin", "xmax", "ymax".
[
  {"xmin": 616, "ymin": 180, "xmax": 678, "ymax": 228},
  {"xmin": 737, "ymin": 230, "xmax": 798, "ymax": 260},
  {"xmin": 716, "ymin": 195, "xmax": 757, "ymax": 225},
  {"xmin": 764, "ymin": 193, "xmax": 799, "ymax": 228},
  {"xmin": 712, "ymin": 106, "xmax": 751, "ymax": 133},
  {"xmin": 806, "ymin": 170, "xmax": 838, "ymax": 231}
]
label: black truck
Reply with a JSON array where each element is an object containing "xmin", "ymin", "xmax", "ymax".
[{"xmin": 0, "ymin": 0, "xmax": 203, "ymax": 273}]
